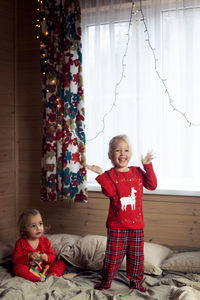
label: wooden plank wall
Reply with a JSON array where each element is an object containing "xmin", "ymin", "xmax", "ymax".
[
  {"xmin": 0, "ymin": 0, "xmax": 200, "ymax": 249},
  {"xmin": 143, "ymin": 194, "xmax": 200, "ymax": 248},
  {"xmin": 0, "ymin": 0, "xmax": 16, "ymax": 240},
  {"xmin": 38, "ymin": 192, "xmax": 200, "ymax": 248},
  {"xmin": 17, "ymin": 0, "xmax": 42, "ymax": 214}
]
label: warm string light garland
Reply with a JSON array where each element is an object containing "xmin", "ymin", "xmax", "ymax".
[
  {"xmin": 36, "ymin": 0, "xmax": 200, "ymax": 145},
  {"xmin": 86, "ymin": 0, "xmax": 200, "ymax": 143},
  {"xmin": 36, "ymin": 0, "xmax": 41, "ymax": 39},
  {"xmin": 138, "ymin": 0, "xmax": 200, "ymax": 127},
  {"xmin": 37, "ymin": 0, "xmax": 69, "ymax": 138},
  {"xmin": 87, "ymin": 1, "xmax": 136, "ymax": 142}
]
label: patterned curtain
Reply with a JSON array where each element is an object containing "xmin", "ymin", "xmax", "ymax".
[{"xmin": 39, "ymin": 0, "xmax": 87, "ymax": 203}]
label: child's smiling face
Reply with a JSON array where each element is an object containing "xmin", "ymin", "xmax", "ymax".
[{"xmin": 110, "ymin": 139, "xmax": 131, "ymax": 172}]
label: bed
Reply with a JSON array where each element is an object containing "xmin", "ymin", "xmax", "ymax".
[{"xmin": 0, "ymin": 233, "xmax": 200, "ymax": 300}]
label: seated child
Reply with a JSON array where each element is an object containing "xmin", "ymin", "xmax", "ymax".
[{"xmin": 13, "ymin": 209, "xmax": 66, "ymax": 282}]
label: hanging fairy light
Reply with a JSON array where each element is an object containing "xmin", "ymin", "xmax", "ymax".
[
  {"xmin": 87, "ymin": 0, "xmax": 200, "ymax": 143},
  {"xmin": 87, "ymin": 1, "xmax": 138, "ymax": 142},
  {"xmin": 138, "ymin": 0, "xmax": 200, "ymax": 127},
  {"xmin": 37, "ymin": 0, "xmax": 200, "ymax": 146}
]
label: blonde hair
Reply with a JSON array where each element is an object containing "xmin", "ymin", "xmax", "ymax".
[
  {"xmin": 108, "ymin": 134, "xmax": 131, "ymax": 161},
  {"xmin": 18, "ymin": 209, "xmax": 42, "ymax": 238}
]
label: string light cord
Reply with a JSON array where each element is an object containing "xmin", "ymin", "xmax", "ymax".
[
  {"xmin": 86, "ymin": 1, "xmax": 135, "ymax": 142},
  {"xmin": 139, "ymin": 0, "xmax": 200, "ymax": 127},
  {"xmin": 38, "ymin": 0, "xmax": 200, "ymax": 147}
]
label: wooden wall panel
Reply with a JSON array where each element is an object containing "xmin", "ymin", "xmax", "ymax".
[
  {"xmin": 37, "ymin": 195, "xmax": 109, "ymax": 237},
  {"xmin": 16, "ymin": 0, "xmax": 42, "ymax": 216},
  {"xmin": 143, "ymin": 195, "xmax": 200, "ymax": 247},
  {"xmin": 0, "ymin": 0, "xmax": 16, "ymax": 241},
  {"xmin": 34, "ymin": 191, "xmax": 200, "ymax": 248}
]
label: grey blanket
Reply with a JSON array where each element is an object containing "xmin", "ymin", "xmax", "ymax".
[{"xmin": 0, "ymin": 266, "xmax": 200, "ymax": 300}]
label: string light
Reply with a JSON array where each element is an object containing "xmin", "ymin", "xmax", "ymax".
[
  {"xmin": 138, "ymin": 0, "xmax": 200, "ymax": 127},
  {"xmin": 36, "ymin": 1, "xmax": 41, "ymax": 40},
  {"xmin": 87, "ymin": 1, "xmax": 137, "ymax": 142},
  {"xmin": 87, "ymin": 0, "xmax": 200, "ymax": 144},
  {"xmin": 38, "ymin": 0, "xmax": 200, "ymax": 148}
]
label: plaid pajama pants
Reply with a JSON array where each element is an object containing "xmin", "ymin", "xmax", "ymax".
[{"xmin": 98, "ymin": 228, "xmax": 144, "ymax": 289}]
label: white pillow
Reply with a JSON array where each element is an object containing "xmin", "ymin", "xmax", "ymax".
[
  {"xmin": 0, "ymin": 234, "xmax": 81, "ymax": 264},
  {"xmin": 169, "ymin": 287, "xmax": 199, "ymax": 300},
  {"xmin": 45, "ymin": 234, "xmax": 81, "ymax": 257},
  {"xmin": 143, "ymin": 242, "xmax": 173, "ymax": 275},
  {"xmin": 162, "ymin": 251, "xmax": 200, "ymax": 273},
  {"xmin": 61, "ymin": 234, "xmax": 173, "ymax": 275},
  {"xmin": 61, "ymin": 235, "xmax": 107, "ymax": 270}
]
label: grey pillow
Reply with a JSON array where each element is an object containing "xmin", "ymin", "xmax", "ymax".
[{"xmin": 61, "ymin": 234, "xmax": 173, "ymax": 275}]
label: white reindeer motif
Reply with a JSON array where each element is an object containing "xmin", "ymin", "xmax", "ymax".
[{"xmin": 120, "ymin": 187, "xmax": 137, "ymax": 210}]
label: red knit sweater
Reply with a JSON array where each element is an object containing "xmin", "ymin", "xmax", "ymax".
[
  {"xmin": 13, "ymin": 236, "xmax": 56, "ymax": 266},
  {"xmin": 96, "ymin": 163, "xmax": 157, "ymax": 229}
]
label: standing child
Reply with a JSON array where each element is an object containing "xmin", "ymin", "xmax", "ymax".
[
  {"xmin": 87, "ymin": 134, "xmax": 157, "ymax": 292},
  {"xmin": 13, "ymin": 209, "xmax": 66, "ymax": 282}
]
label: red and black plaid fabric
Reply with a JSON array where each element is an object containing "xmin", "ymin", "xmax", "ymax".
[{"xmin": 95, "ymin": 228, "xmax": 144, "ymax": 290}]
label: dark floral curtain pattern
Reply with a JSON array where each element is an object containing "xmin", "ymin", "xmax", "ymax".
[{"xmin": 40, "ymin": 0, "xmax": 87, "ymax": 202}]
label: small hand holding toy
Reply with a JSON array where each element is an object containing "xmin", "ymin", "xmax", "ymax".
[
  {"xmin": 29, "ymin": 252, "xmax": 49, "ymax": 281},
  {"xmin": 28, "ymin": 251, "xmax": 41, "ymax": 261},
  {"xmin": 40, "ymin": 253, "xmax": 48, "ymax": 262}
]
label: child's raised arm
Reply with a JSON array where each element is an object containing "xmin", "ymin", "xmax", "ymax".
[
  {"xmin": 86, "ymin": 164, "xmax": 103, "ymax": 175},
  {"xmin": 141, "ymin": 150, "xmax": 155, "ymax": 165}
]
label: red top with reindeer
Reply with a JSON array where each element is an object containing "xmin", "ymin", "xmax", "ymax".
[{"xmin": 96, "ymin": 163, "xmax": 157, "ymax": 229}]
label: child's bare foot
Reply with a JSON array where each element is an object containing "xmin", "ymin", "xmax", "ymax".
[{"xmin": 63, "ymin": 273, "xmax": 77, "ymax": 279}]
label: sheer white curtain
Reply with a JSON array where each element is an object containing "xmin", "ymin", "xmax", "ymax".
[{"xmin": 80, "ymin": 0, "xmax": 200, "ymax": 194}]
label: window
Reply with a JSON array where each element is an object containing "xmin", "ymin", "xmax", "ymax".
[{"xmin": 81, "ymin": 0, "xmax": 200, "ymax": 195}]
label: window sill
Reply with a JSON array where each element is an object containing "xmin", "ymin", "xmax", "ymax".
[{"xmin": 87, "ymin": 183, "xmax": 200, "ymax": 197}]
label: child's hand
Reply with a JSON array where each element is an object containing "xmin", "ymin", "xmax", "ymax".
[
  {"xmin": 28, "ymin": 252, "xmax": 40, "ymax": 260},
  {"xmin": 86, "ymin": 164, "xmax": 103, "ymax": 175},
  {"xmin": 40, "ymin": 253, "xmax": 48, "ymax": 262},
  {"xmin": 141, "ymin": 150, "xmax": 155, "ymax": 165}
]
